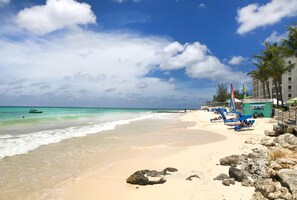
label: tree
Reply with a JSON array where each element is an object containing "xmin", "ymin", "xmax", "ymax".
[
  {"xmin": 255, "ymin": 42, "xmax": 295, "ymax": 106},
  {"xmin": 248, "ymin": 61, "xmax": 271, "ymax": 99},
  {"xmin": 213, "ymin": 83, "xmax": 228, "ymax": 102},
  {"xmin": 283, "ymin": 26, "xmax": 297, "ymax": 57}
]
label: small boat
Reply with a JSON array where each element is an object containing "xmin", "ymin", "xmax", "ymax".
[{"xmin": 29, "ymin": 108, "xmax": 43, "ymax": 113}]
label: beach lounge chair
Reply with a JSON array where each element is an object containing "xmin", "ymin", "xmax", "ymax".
[
  {"xmin": 234, "ymin": 117, "xmax": 255, "ymax": 131},
  {"xmin": 217, "ymin": 108, "xmax": 252, "ymax": 126}
]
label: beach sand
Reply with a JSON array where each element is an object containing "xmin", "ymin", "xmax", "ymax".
[{"xmin": 63, "ymin": 110, "xmax": 276, "ymax": 200}]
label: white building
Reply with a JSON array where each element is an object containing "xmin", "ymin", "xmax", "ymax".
[{"xmin": 252, "ymin": 57, "xmax": 297, "ymax": 103}]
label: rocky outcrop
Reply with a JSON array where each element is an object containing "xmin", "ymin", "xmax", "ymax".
[
  {"xmin": 216, "ymin": 132, "xmax": 297, "ymax": 199},
  {"xmin": 126, "ymin": 168, "xmax": 178, "ymax": 185}
]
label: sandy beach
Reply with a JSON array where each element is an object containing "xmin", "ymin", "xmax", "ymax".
[{"xmin": 63, "ymin": 110, "xmax": 275, "ymax": 200}]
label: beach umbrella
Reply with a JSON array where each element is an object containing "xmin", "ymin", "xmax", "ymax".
[{"xmin": 286, "ymin": 96, "xmax": 297, "ymax": 106}]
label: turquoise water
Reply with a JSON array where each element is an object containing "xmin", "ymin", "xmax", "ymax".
[
  {"xmin": 0, "ymin": 106, "xmax": 177, "ymax": 159},
  {"xmin": 0, "ymin": 106, "xmax": 157, "ymax": 125}
]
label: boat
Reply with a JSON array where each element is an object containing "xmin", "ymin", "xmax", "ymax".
[{"xmin": 29, "ymin": 108, "xmax": 43, "ymax": 113}]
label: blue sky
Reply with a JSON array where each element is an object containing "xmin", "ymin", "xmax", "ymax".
[{"xmin": 0, "ymin": 0, "xmax": 296, "ymax": 108}]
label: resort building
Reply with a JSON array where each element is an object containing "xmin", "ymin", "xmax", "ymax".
[{"xmin": 252, "ymin": 57, "xmax": 297, "ymax": 103}]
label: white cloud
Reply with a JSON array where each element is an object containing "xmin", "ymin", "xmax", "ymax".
[
  {"xmin": 0, "ymin": 29, "xmax": 202, "ymax": 108},
  {"xmin": 228, "ymin": 56, "xmax": 247, "ymax": 65},
  {"xmin": 0, "ymin": 0, "xmax": 9, "ymax": 5},
  {"xmin": 198, "ymin": 3, "xmax": 205, "ymax": 8},
  {"xmin": 15, "ymin": 0, "xmax": 96, "ymax": 35},
  {"xmin": 158, "ymin": 42, "xmax": 249, "ymax": 83},
  {"xmin": 0, "ymin": 28, "xmax": 249, "ymax": 107},
  {"xmin": 236, "ymin": 0, "xmax": 297, "ymax": 35},
  {"xmin": 264, "ymin": 31, "xmax": 287, "ymax": 44}
]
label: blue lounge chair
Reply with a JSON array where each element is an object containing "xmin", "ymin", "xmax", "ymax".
[{"xmin": 234, "ymin": 116, "xmax": 255, "ymax": 131}]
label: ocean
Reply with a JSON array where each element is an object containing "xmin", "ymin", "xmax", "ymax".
[{"xmin": 0, "ymin": 106, "xmax": 176, "ymax": 160}]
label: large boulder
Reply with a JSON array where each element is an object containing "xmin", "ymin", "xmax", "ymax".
[
  {"xmin": 277, "ymin": 169, "xmax": 297, "ymax": 199},
  {"xmin": 229, "ymin": 167, "xmax": 246, "ymax": 182}
]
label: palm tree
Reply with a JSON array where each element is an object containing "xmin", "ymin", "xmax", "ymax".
[
  {"xmin": 265, "ymin": 44, "xmax": 295, "ymax": 106},
  {"xmin": 249, "ymin": 61, "xmax": 271, "ymax": 99},
  {"xmin": 283, "ymin": 26, "xmax": 297, "ymax": 57},
  {"xmin": 253, "ymin": 42, "xmax": 295, "ymax": 106}
]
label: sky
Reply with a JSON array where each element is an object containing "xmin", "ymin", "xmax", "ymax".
[{"xmin": 0, "ymin": 0, "xmax": 296, "ymax": 108}]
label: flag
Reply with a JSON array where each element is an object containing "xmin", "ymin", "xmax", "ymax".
[{"xmin": 230, "ymin": 83, "xmax": 235, "ymax": 111}]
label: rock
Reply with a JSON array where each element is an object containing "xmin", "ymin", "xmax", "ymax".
[
  {"xmin": 254, "ymin": 179, "xmax": 276, "ymax": 198},
  {"xmin": 242, "ymin": 150, "xmax": 269, "ymax": 180},
  {"xmin": 213, "ymin": 173, "xmax": 229, "ymax": 181},
  {"xmin": 251, "ymin": 192, "xmax": 267, "ymax": 200},
  {"xmin": 261, "ymin": 137, "xmax": 276, "ymax": 146},
  {"xmin": 277, "ymin": 169, "xmax": 297, "ymax": 199},
  {"xmin": 229, "ymin": 167, "xmax": 246, "ymax": 182},
  {"xmin": 276, "ymin": 133, "xmax": 297, "ymax": 146},
  {"xmin": 241, "ymin": 177, "xmax": 254, "ymax": 187},
  {"xmin": 265, "ymin": 130, "xmax": 278, "ymax": 137},
  {"xmin": 267, "ymin": 168, "xmax": 277, "ymax": 178},
  {"xmin": 222, "ymin": 178, "xmax": 235, "ymax": 186},
  {"xmin": 126, "ymin": 168, "xmax": 177, "ymax": 185},
  {"xmin": 270, "ymin": 161, "xmax": 282, "ymax": 170},
  {"xmin": 276, "ymin": 158, "xmax": 297, "ymax": 169},
  {"xmin": 248, "ymin": 152, "xmax": 258, "ymax": 159},
  {"xmin": 220, "ymin": 155, "xmax": 243, "ymax": 166},
  {"xmin": 267, "ymin": 183, "xmax": 293, "ymax": 200},
  {"xmin": 287, "ymin": 127, "xmax": 295, "ymax": 134},
  {"xmin": 186, "ymin": 174, "xmax": 200, "ymax": 181},
  {"xmin": 162, "ymin": 167, "xmax": 178, "ymax": 175},
  {"xmin": 245, "ymin": 139, "xmax": 253, "ymax": 144}
]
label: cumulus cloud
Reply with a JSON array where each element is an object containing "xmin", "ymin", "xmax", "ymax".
[
  {"xmin": 229, "ymin": 56, "xmax": 247, "ymax": 65},
  {"xmin": 0, "ymin": 28, "xmax": 249, "ymax": 107},
  {"xmin": 236, "ymin": 0, "xmax": 297, "ymax": 35},
  {"xmin": 158, "ymin": 42, "xmax": 249, "ymax": 83},
  {"xmin": 0, "ymin": 29, "xmax": 201, "ymax": 108},
  {"xmin": 15, "ymin": 0, "xmax": 96, "ymax": 35},
  {"xmin": 264, "ymin": 31, "xmax": 287, "ymax": 44}
]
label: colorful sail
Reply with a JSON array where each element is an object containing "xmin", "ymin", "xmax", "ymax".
[
  {"xmin": 230, "ymin": 83, "xmax": 235, "ymax": 111},
  {"xmin": 243, "ymin": 84, "xmax": 247, "ymax": 99}
]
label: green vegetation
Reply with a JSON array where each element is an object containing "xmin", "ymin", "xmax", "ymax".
[
  {"xmin": 213, "ymin": 83, "xmax": 248, "ymax": 102},
  {"xmin": 248, "ymin": 25, "xmax": 297, "ymax": 107},
  {"xmin": 213, "ymin": 83, "xmax": 228, "ymax": 102}
]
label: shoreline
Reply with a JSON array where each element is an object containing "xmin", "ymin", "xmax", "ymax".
[{"xmin": 63, "ymin": 110, "xmax": 275, "ymax": 200}]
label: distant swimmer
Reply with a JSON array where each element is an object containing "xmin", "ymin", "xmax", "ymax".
[{"xmin": 22, "ymin": 116, "xmax": 25, "ymax": 118}]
